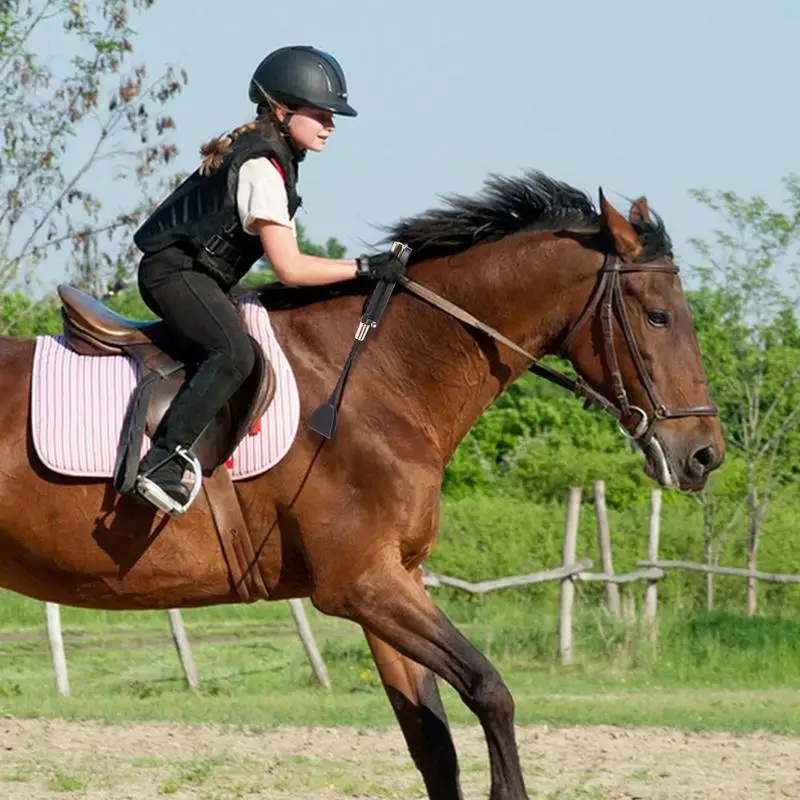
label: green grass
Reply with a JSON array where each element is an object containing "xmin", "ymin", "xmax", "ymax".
[
  {"xmin": 158, "ymin": 756, "xmax": 226, "ymax": 794},
  {"xmin": 46, "ymin": 772, "xmax": 87, "ymax": 792},
  {"xmin": 1, "ymin": 589, "xmax": 799, "ymax": 734}
]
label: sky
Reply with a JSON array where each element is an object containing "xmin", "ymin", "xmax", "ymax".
[{"xmin": 27, "ymin": 0, "xmax": 800, "ymax": 285}]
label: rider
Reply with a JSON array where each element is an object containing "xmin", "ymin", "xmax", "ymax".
[{"xmin": 132, "ymin": 45, "xmax": 406, "ymax": 515}]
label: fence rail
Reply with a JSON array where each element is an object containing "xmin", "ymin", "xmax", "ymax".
[
  {"xmin": 638, "ymin": 560, "xmax": 800, "ymax": 584},
  {"xmin": 421, "ymin": 560, "xmax": 592, "ymax": 593},
  {"xmin": 423, "ymin": 482, "xmax": 800, "ymax": 665}
]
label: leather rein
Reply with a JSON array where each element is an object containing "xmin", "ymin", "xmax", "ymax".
[{"xmin": 398, "ymin": 252, "xmax": 718, "ymax": 445}]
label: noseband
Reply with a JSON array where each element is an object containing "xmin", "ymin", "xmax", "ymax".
[{"xmin": 399, "ymin": 251, "xmax": 718, "ymax": 444}]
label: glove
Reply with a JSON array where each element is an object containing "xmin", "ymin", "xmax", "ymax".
[{"xmin": 355, "ymin": 250, "xmax": 407, "ymax": 282}]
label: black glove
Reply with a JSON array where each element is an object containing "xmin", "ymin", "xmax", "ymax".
[{"xmin": 355, "ymin": 251, "xmax": 407, "ymax": 282}]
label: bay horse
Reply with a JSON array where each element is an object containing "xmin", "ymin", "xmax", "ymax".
[{"xmin": 0, "ymin": 172, "xmax": 723, "ymax": 799}]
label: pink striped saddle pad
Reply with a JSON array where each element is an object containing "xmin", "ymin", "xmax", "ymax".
[{"xmin": 30, "ymin": 293, "xmax": 300, "ymax": 481}]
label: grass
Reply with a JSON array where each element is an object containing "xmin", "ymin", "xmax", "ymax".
[
  {"xmin": 158, "ymin": 756, "xmax": 226, "ymax": 794},
  {"xmin": 0, "ymin": 751, "xmax": 432, "ymax": 799},
  {"xmin": 1, "ymin": 589, "xmax": 799, "ymax": 735},
  {"xmin": 46, "ymin": 772, "xmax": 87, "ymax": 792}
]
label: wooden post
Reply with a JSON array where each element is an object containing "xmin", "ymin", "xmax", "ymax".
[
  {"xmin": 289, "ymin": 598, "xmax": 331, "ymax": 689},
  {"xmin": 45, "ymin": 603, "xmax": 69, "ymax": 696},
  {"xmin": 166, "ymin": 609, "xmax": 199, "ymax": 692},
  {"xmin": 559, "ymin": 487, "xmax": 581, "ymax": 666},
  {"xmin": 746, "ymin": 486, "xmax": 759, "ymax": 617},
  {"xmin": 622, "ymin": 590, "xmax": 636, "ymax": 622},
  {"xmin": 644, "ymin": 489, "xmax": 662, "ymax": 627},
  {"xmin": 594, "ymin": 481, "xmax": 620, "ymax": 617}
]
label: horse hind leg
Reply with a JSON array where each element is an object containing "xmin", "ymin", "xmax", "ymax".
[
  {"xmin": 364, "ymin": 585, "xmax": 462, "ymax": 799},
  {"xmin": 315, "ymin": 562, "xmax": 528, "ymax": 800}
]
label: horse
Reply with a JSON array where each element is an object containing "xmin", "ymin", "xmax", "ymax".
[{"xmin": 0, "ymin": 171, "xmax": 723, "ymax": 800}]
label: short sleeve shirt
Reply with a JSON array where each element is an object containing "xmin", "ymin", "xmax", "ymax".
[{"xmin": 236, "ymin": 157, "xmax": 296, "ymax": 238}]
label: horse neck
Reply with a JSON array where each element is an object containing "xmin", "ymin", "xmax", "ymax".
[{"xmin": 375, "ymin": 232, "xmax": 601, "ymax": 463}]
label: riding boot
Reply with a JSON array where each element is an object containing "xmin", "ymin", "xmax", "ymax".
[
  {"xmin": 137, "ymin": 446, "xmax": 191, "ymax": 506},
  {"xmin": 136, "ymin": 351, "xmax": 250, "ymax": 514}
]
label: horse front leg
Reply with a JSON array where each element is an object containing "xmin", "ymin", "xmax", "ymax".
[
  {"xmin": 315, "ymin": 560, "xmax": 528, "ymax": 800},
  {"xmin": 363, "ymin": 571, "xmax": 462, "ymax": 800}
]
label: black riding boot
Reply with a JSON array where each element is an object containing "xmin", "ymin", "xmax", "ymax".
[
  {"xmin": 137, "ymin": 351, "xmax": 250, "ymax": 512},
  {"xmin": 137, "ymin": 446, "xmax": 192, "ymax": 505}
]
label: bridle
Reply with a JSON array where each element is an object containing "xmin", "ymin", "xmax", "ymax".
[
  {"xmin": 553, "ymin": 252, "xmax": 718, "ymax": 441},
  {"xmin": 398, "ymin": 251, "xmax": 718, "ymax": 449}
]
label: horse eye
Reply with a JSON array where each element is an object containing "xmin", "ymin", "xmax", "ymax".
[{"xmin": 648, "ymin": 309, "xmax": 669, "ymax": 328}]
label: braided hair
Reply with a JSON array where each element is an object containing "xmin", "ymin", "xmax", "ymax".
[{"xmin": 198, "ymin": 103, "xmax": 282, "ymax": 175}]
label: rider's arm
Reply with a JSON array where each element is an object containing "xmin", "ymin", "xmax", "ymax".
[
  {"xmin": 238, "ymin": 157, "xmax": 358, "ymax": 286},
  {"xmin": 255, "ymin": 221, "xmax": 358, "ymax": 286}
]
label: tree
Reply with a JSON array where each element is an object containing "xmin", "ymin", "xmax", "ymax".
[
  {"xmin": 1, "ymin": 0, "xmax": 186, "ymax": 335},
  {"xmin": 442, "ymin": 362, "xmax": 647, "ymax": 503},
  {"xmin": 689, "ymin": 176, "xmax": 800, "ymax": 615}
]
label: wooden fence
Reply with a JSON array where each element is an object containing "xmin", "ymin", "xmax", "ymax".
[
  {"xmin": 422, "ymin": 483, "xmax": 800, "ymax": 665},
  {"xmin": 43, "ymin": 598, "xmax": 329, "ymax": 697},
  {"xmin": 37, "ymin": 481, "xmax": 800, "ymax": 690}
]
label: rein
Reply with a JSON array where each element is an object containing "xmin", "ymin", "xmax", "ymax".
[{"xmin": 399, "ymin": 252, "xmax": 718, "ymax": 444}]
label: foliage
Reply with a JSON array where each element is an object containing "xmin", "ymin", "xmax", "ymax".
[
  {"xmin": 686, "ymin": 179, "xmax": 800, "ymax": 611},
  {"xmin": 0, "ymin": 0, "xmax": 186, "ymax": 318}
]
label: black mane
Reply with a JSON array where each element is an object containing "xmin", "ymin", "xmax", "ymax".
[
  {"xmin": 385, "ymin": 171, "xmax": 600, "ymax": 264},
  {"xmin": 254, "ymin": 170, "xmax": 672, "ymax": 309}
]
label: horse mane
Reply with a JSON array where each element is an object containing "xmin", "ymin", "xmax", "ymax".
[
  {"xmin": 386, "ymin": 171, "xmax": 599, "ymax": 264},
  {"xmin": 252, "ymin": 170, "xmax": 672, "ymax": 309}
]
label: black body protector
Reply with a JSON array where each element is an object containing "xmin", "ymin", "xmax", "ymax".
[{"xmin": 134, "ymin": 124, "xmax": 302, "ymax": 290}]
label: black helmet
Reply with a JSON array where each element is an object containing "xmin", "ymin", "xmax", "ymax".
[{"xmin": 248, "ymin": 45, "xmax": 357, "ymax": 117}]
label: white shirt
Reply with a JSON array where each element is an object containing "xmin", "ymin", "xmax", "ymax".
[{"xmin": 236, "ymin": 157, "xmax": 296, "ymax": 238}]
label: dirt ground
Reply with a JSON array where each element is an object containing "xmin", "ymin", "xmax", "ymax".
[{"xmin": 0, "ymin": 718, "xmax": 798, "ymax": 799}]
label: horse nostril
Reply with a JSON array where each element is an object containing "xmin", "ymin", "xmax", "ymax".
[{"xmin": 690, "ymin": 444, "xmax": 719, "ymax": 475}]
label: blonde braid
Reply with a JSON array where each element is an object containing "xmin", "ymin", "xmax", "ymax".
[{"xmin": 198, "ymin": 119, "xmax": 261, "ymax": 175}]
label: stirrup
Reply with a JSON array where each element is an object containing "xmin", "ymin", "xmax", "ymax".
[{"xmin": 135, "ymin": 446, "xmax": 203, "ymax": 517}]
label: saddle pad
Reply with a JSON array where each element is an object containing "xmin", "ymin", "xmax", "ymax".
[{"xmin": 30, "ymin": 293, "xmax": 300, "ymax": 481}]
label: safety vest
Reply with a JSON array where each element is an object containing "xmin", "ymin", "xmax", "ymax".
[{"xmin": 134, "ymin": 123, "xmax": 301, "ymax": 288}]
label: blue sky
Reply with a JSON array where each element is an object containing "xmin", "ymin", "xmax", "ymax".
[{"xmin": 46, "ymin": 1, "xmax": 800, "ymax": 281}]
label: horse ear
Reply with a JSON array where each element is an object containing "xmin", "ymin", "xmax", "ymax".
[
  {"xmin": 599, "ymin": 188, "xmax": 642, "ymax": 261},
  {"xmin": 629, "ymin": 196, "xmax": 651, "ymax": 225}
]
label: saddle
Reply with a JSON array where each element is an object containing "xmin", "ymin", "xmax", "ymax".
[
  {"xmin": 58, "ymin": 284, "xmax": 276, "ymax": 477},
  {"xmin": 57, "ymin": 283, "xmax": 274, "ymax": 602}
]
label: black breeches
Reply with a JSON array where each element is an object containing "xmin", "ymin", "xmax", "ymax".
[{"xmin": 137, "ymin": 248, "xmax": 256, "ymax": 453}]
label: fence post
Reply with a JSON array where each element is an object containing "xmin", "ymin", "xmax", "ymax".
[
  {"xmin": 559, "ymin": 487, "xmax": 581, "ymax": 666},
  {"xmin": 594, "ymin": 481, "xmax": 620, "ymax": 617},
  {"xmin": 622, "ymin": 590, "xmax": 636, "ymax": 622},
  {"xmin": 45, "ymin": 602, "xmax": 69, "ymax": 696},
  {"xmin": 644, "ymin": 489, "xmax": 662, "ymax": 629},
  {"xmin": 289, "ymin": 598, "xmax": 331, "ymax": 689},
  {"xmin": 166, "ymin": 609, "xmax": 199, "ymax": 692}
]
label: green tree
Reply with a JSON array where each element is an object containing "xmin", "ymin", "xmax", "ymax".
[
  {"xmin": 1, "ymin": 0, "xmax": 186, "ymax": 333},
  {"xmin": 0, "ymin": 289, "xmax": 62, "ymax": 335},
  {"xmin": 689, "ymin": 176, "xmax": 800, "ymax": 615},
  {"xmin": 443, "ymin": 363, "xmax": 640, "ymax": 501}
]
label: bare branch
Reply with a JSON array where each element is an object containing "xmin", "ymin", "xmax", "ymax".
[
  {"xmin": 0, "ymin": 2, "xmax": 186, "ymax": 300},
  {"xmin": 0, "ymin": 0, "xmax": 58, "ymax": 83}
]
